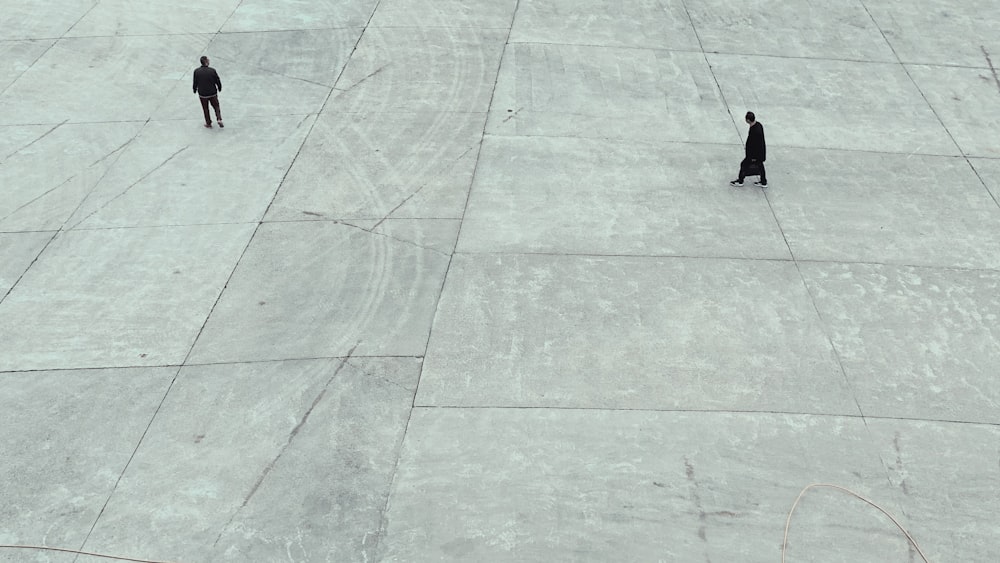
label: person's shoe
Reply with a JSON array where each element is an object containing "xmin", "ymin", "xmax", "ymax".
[
  {"xmin": 754, "ymin": 180, "xmax": 768, "ymax": 187},
  {"xmin": 218, "ymin": 120, "xmax": 224, "ymax": 128},
  {"xmin": 729, "ymin": 179, "xmax": 743, "ymax": 186},
  {"xmin": 204, "ymin": 123, "xmax": 212, "ymax": 128}
]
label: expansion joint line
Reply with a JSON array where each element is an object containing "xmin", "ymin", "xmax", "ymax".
[
  {"xmin": 857, "ymin": 0, "xmax": 1000, "ymax": 211},
  {"xmin": 675, "ymin": 0, "xmax": 867, "ymax": 424},
  {"xmin": 369, "ymin": 0, "xmax": 524, "ymax": 558}
]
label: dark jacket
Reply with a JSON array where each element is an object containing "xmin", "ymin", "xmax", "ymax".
[
  {"xmin": 745, "ymin": 122, "xmax": 766, "ymax": 161},
  {"xmin": 193, "ymin": 66, "xmax": 222, "ymax": 97}
]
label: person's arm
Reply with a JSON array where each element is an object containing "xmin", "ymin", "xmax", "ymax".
[
  {"xmin": 193, "ymin": 70, "xmax": 198, "ymax": 94},
  {"xmin": 215, "ymin": 70, "xmax": 222, "ymax": 93}
]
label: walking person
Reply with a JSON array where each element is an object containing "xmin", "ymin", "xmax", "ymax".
[
  {"xmin": 730, "ymin": 111, "xmax": 766, "ymax": 187},
  {"xmin": 193, "ymin": 56, "xmax": 223, "ymax": 128}
]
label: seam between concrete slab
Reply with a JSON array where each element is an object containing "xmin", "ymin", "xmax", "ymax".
[
  {"xmin": 408, "ymin": 405, "xmax": 1000, "ymax": 428},
  {"xmin": 679, "ymin": 0, "xmax": 869, "ymax": 429},
  {"xmin": 68, "ymin": 2, "xmax": 377, "ymax": 553},
  {"xmin": 480, "ymin": 131, "xmax": 999, "ymax": 160},
  {"xmin": 210, "ymin": 346, "xmax": 360, "ymax": 550},
  {"xmin": 0, "ymin": 120, "xmax": 67, "ymax": 163},
  {"xmin": 858, "ymin": 1, "xmax": 1000, "ymax": 213},
  {"xmin": 73, "ymin": 365, "xmax": 184, "ymax": 561},
  {"xmin": 369, "ymin": 1, "xmax": 523, "ymax": 557},
  {"xmin": 0, "ymin": 231, "xmax": 59, "ymax": 307},
  {"xmin": 452, "ymin": 250, "xmax": 1000, "ymax": 273},
  {"xmin": 0, "ymin": 355, "xmax": 425, "ymax": 375}
]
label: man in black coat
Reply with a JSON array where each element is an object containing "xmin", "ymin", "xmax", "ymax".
[
  {"xmin": 730, "ymin": 111, "xmax": 766, "ymax": 187},
  {"xmin": 193, "ymin": 56, "xmax": 223, "ymax": 128}
]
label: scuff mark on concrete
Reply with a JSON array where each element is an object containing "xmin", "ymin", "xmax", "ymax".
[{"xmin": 983, "ymin": 46, "xmax": 1000, "ymax": 95}]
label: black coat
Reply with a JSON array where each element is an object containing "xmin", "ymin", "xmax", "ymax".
[
  {"xmin": 745, "ymin": 122, "xmax": 766, "ymax": 161},
  {"xmin": 193, "ymin": 66, "xmax": 222, "ymax": 97}
]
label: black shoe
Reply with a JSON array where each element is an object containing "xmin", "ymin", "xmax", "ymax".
[
  {"xmin": 729, "ymin": 179, "xmax": 743, "ymax": 186},
  {"xmin": 218, "ymin": 120, "xmax": 224, "ymax": 128},
  {"xmin": 204, "ymin": 123, "xmax": 212, "ymax": 128},
  {"xmin": 754, "ymin": 180, "xmax": 767, "ymax": 187}
]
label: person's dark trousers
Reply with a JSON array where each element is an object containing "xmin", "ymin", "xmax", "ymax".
[
  {"xmin": 738, "ymin": 157, "xmax": 766, "ymax": 183},
  {"xmin": 199, "ymin": 95, "xmax": 221, "ymax": 125}
]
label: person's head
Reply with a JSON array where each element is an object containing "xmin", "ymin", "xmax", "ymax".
[
  {"xmin": 745, "ymin": 111, "xmax": 756, "ymax": 125},
  {"xmin": 200, "ymin": 56, "xmax": 210, "ymax": 66}
]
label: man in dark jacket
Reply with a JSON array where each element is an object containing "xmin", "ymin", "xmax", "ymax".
[
  {"xmin": 193, "ymin": 56, "xmax": 223, "ymax": 128},
  {"xmin": 730, "ymin": 111, "xmax": 766, "ymax": 187}
]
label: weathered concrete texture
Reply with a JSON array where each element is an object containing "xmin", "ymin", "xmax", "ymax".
[
  {"xmin": 800, "ymin": 263, "xmax": 1000, "ymax": 424},
  {"xmin": 379, "ymin": 409, "xmax": 919, "ymax": 562},
  {"xmin": 267, "ymin": 111, "xmax": 486, "ymax": 221},
  {"xmin": 0, "ymin": 40, "xmax": 54, "ymax": 93},
  {"xmin": 370, "ymin": 0, "xmax": 518, "ymax": 29},
  {"xmin": 0, "ymin": 368, "xmax": 174, "ymax": 555},
  {"xmin": 0, "ymin": 35, "xmax": 209, "ymax": 125},
  {"xmin": 488, "ymin": 44, "xmax": 735, "ymax": 143},
  {"xmin": 687, "ymin": 0, "xmax": 896, "ymax": 61},
  {"xmin": 0, "ymin": 232, "xmax": 52, "ymax": 297},
  {"xmin": 767, "ymin": 148, "xmax": 1000, "ymax": 268},
  {"xmin": 459, "ymin": 135, "xmax": 789, "ymax": 257},
  {"xmin": 66, "ymin": 116, "xmax": 316, "ymax": 229},
  {"xmin": 0, "ymin": 122, "xmax": 145, "ymax": 231},
  {"xmin": 188, "ymin": 220, "xmax": 455, "ymax": 363},
  {"xmin": 709, "ymin": 54, "xmax": 959, "ymax": 155},
  {"xmin": 221, "ymin": 0, "xmax": 377, "ymax": 32},
  {"xmin": 78, "ymin": 358, "xmax": 418, "ymax": 563},
  {"xmin": 907, "ymin": 64, "xmax": 1000, "ymax": 158},
  {"xmin": 418, "ymin": 253, "xmax": 855, "ymax": 413},
  {"xmin": 330, "ymin": 27, "xmax": 509, "ymax": 113},
  {"xmin": 510, "ymin": 0, "xmax": 700, "ymax": 50},
  {"xmin": 0, "ymin": 224, "xmax": 256, "ymax": 371},
  {"xmin": 866, "ymin": 0, "xmax": 1000, "ymax": 67},
  {"xmin": 2, "ymin": 0, "xmax": 1000, "ymax": 561}
]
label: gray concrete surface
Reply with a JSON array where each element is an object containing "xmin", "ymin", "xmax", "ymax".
[{"xmin": 2, "ymin": 0, "xmax": 999, "ymax": 562}]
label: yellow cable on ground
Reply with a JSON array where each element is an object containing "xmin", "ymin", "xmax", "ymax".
[{"xmin": 782, "ymin": 483, "xmax": 931, "ymax": 563}]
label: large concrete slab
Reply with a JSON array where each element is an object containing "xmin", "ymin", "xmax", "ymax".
[
  {"xmin": 867, "ymin": 419, "xmax": 1000, "ymax": 561},
  {"xmin": 80, "ymin": 357, "xmax": 417, "ymax": 563},
  {"xmin": 0, "ymin": 122, "xmax": 144, "ymax": 232},
  {"xmin": 972, "ymin": 158, "xmax": 1000, "ymax": 203},
  {"xmin": 686, "ymin": 0, "xmax": 895, "ymax": 61},
  {"xmin": 371, "ymin": 0, "xmax": 518, "ymax": 29},
  {"xmin": 0, "ymin": 35, "xmax": 209, "ymax": 125},
  {"xmin": 0, "ymin": 0, "xmax": 95, "ymax": 40},
  {"xmin": 418, "ymin": 254, "xmax": 858, "ymax": 414},
  {"xmin": 487, "ymin": 43, "xmax": 736, "ymax": 143},
  {"xmin": 0, "ymin": 231, "xmax": 52, "ymax": 299},
  {"xmin": 0, "ymin": 368, "xmax": 173, "ymax": 554},
  {"xmin": 866, "ymin": 0, "xmax": 1000, "ymax": 67},
  {"xmin": 907, "ymin": 64, "xmax": 1000, "ymax": 158},
  {"xmin": 379, "ymin": 409, "xmax": 918, "ymax": 562},
  {"xmin": 800, "ymin": 263, "xmax": 1000, "ymax": 425},
  {"xmin": 0, "ymin": 224, "xmax": 255, "ymax": 371},
  {"xmin": 221, "ymin": 0, "xmax": 376, "ymax": 32},
  {"xmin": 3, "ymin": 0, "xmax": 1000, "ymax": 561},
  {"xmin": 510, "ymin": 0, "xmax": 701, "ymax": 50},
  {"xmin": 266, "ymin": 111, "xmax": 485, "ymax": 221},
  {"xmin": 0, "ymin": 40, "xmax": 54, "ymax": 93},
  {"xmin": 458, "ymin": 135, "xmax": 790, "ymax": 257},
  {"xmin": 329, "ymin": 27, "xmax": 508, "ymax": 113},
  {"xmin": 65, "ymin": 116, "xmax": 315, "ymax": 229},
  {"xmin": 767, "ymin": 148, "xmax": 1000, "ymax": 268},
  {"xmin": 63, "ymin": 0, "xmax": 242, "ymax": 36},
  {"xmin": 152, "ymin": 37, "xmax": 335, "ymax": 123},
  {"xmin": 710, "ymin": 54, "xmax": 959, "ymax": 155},
  {"xmin": 188, "ymin": 220, "xmax": 455, "ymax": 363}
]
